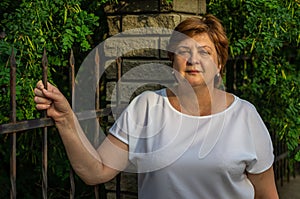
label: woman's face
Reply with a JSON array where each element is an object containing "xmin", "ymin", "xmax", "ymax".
[{"xmin": 172, "ymin": 33, "xmax": 220, "ymax": 88}]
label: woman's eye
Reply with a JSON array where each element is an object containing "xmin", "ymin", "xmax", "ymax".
[
  {"xmin": 198, "ymin": 50, "xmax": 210, "ymax": 56},
  {"xmin": 177, "ymin": 49, "xmax": 190, "ymax": 55}
]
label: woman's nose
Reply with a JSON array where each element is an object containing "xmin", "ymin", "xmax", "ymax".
[{"xmin": 187, "ymin": 52, "xmax": 200, "ymax": 65}]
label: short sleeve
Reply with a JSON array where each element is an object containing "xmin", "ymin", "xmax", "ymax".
[
  {"xmin": 109, "ymin": 117, "xmax": 130, "ymax": 145},
  {"xmin": 245, "ymin": 105, "xmax": 274, "ymax": 174},
  {"xmin": 109, "ymin": 91, "xmax": 155, "ymax": 145}
]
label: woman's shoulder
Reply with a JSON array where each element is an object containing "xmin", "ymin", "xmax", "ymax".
[
  {"xmin": 234, "ymin": 96, "xmax": 257, "ymax": 111},
  {"xmin": 231, "ymin": 95, "xmax": 261, "ymax": 118}
]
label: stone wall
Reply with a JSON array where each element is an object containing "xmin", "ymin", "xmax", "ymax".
[{"xmin": 102, "ymin": 0, "xmax": 206, "ymax": 198}]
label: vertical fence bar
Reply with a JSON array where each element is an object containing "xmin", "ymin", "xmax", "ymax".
[
  {"xmin": 70, "ymin": 49, "xmax": 75, "ymax": 108},
  {"xmin": 69, "ymin": 170, "xmax": 75, "ymax": 199},
  {"xmin": 94, "ymin": 47, "xmax": 100, "ymax": 199},
  {"xmin": 115, "ymin": 57, "xmax": 122, "ymax": 199},
  {"xmin": 69, "ymin": 49, "xmax": 76, "ymax": 199},
  {"xmin": 233, "ymin": 60, "xmax": 237, "ymax": 92},
  {"xmin": 42, "ymin": 48, "xmax": 48, "ymax": 199},
  {"xmin": 10, "ymin": 48, "xmax": 17, "ymax": 199}
]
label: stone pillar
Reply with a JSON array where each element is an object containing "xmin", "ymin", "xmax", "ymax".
[
  {"xmin": 105, "ymin": 0, "xmax": 206, "ymax": 36},
  {"xmin": 102, "ymin": 1, "xmax": 206, "ymax": 198}
]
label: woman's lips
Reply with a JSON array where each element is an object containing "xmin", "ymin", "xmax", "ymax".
[{"xmin": 185, "ymin": 69, "xmax": 202, "ymax": 74}]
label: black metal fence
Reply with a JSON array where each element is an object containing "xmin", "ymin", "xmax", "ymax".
[
  {"xmin": 0, "ymin": 49, "xmax": 125, "ymax": 199},
  {"xmin": 226, "ymin": 57, "xmax": 300, "ymax": 186},
  {"xmin": 0, "ymin": 49, "xmax": 298, "ymax": 199}
]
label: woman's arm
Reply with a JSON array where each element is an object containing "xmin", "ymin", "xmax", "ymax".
[
  {"xmin": 247, "ymin": 166, "xmax": 279, "ymax": 199},
  {"xmin": 34, "ymin": 81, "xmax": 128, "ymax": 185}
]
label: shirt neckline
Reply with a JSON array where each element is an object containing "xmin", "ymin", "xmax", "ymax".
[{"xmin": 160, "ymin": 88, "xmax": 238, "ymax": 119}]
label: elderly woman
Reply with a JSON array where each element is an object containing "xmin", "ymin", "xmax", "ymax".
[{"xmin": 34, "ymin": 14, "xmax": 279, "ymax": 198}]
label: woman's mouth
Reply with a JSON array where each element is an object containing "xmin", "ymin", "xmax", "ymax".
[{"xmin": 185, "ymin": 69, "xmax": 202, "ymax": 74}]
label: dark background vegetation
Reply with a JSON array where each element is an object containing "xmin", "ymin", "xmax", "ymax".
[{"xmin": 0, "ymin": 0, "xmax": 299, "ymax": 198}]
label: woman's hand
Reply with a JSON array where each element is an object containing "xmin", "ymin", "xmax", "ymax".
[
  {"xmin": 34, "ymin": 80, "xmax": 128, "ymax": 184},
  {"xmin": 34, "ymin": 80, "xmax": 72, "ymax": 124}
]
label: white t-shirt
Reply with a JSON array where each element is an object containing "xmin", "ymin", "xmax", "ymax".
[{"xmin": 109, "ymin": 88, "xmax": 274, "ymax": 199}]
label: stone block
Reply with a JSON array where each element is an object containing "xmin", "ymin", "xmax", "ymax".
[
  {"xmin": 107, "ymin": 16, "xmax": 121, "ymax": 36},
  {"xmin": 107, "ymin": 80, "xmax": 174, "ymax": 103},
  {"xmin": 122, "ymin": 14, "xmax": 180, "ymax": 32},
  {"xmin": 104, "ymin": 59, "xmax": 118, "ymax": 80},
  {"xmin": 173, "ymin": 0, "xmax": 206, "ymax": 14},
  {"xmin": 103, "ymin": 37, "xmax": 160, "ymax": 58},
  {"xmin": 108, "ymin": 81, "xmax": 141, "ymax": 103},
  {"xmin": 104, "ymin": 0, "xmax": 160, "ymax": 14},
  {"xmin": 121, "ymin": 59, "xmax": 173, "ymax": 82},
  {"xmin": 160, "ymin": 0, "xmax": 173, "ymax": 12},
  {"xmin": 180, "ymin": 14, "xmax": 202, "ymax": 21},
  {"xmin": 160, "ymin": 36, "xmax": 171, "ymax": 58},
  {"xmin": 106, "ymin": 81, "xmax": 117, "ymax": 101},
  {"xmin": 107, "ymin": 81, "xmax": 141, "ymax": 103},
  {"xmin": 104, "ymin": 0, "xmax": 205, "ymax": 14}
]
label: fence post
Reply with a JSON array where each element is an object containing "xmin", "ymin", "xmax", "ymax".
[
  {"xmin": 69, "ymin": 49, "xmax": 76, "ymax": 199},
  {"xmin": 115, "ymin": 57, "xmax": 122, "ymax": 199},
  {"xmin": 42, "ymin": 48, "xmax": 48, "ymax": 199},
  {"xmin": 94, "ymin": 47, "xmax": 101, "ymax": 199},
  {"xmin": 10, "ymin": 48, "xmax": 17, "ymax": 199}
]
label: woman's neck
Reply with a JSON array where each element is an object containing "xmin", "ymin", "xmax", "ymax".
[{"xmin": 167, "ymin": 85, "xmax": 231, "ymax": 116}]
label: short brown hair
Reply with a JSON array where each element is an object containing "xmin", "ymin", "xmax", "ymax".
[{"xmin": 167, "ymin": 14, "xmax": 229, "ymax": 74}]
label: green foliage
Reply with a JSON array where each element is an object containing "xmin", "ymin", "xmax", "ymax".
[
  {"xmin": 0, "ymin": 0, "xmax": 99, "ymax": 123},
  {"xmin": 0, "ymin": 0, "xmax": 105, "ymax": 198},
  {"xmin": 208, "ymin": 0, "xmax": 300, "ymax": 161},
  {"xmin": 1, "ymin": 0, "xmax": 298, "ymax": 197}
]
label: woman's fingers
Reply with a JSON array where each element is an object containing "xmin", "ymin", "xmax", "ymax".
[
  {"xmin": 34, "ymin": 95, "xmax": 52, "ymax": 105},
  {"xmin": 36, "ymin": 80, "xmax": 45, "ymax": 90},
  {"xmin": 34, "ymin": 92, "xmax": 53, "ymax": 110},
  {"xmin": 35, "ymin": 103, "xmax": 51, "ymax": 110},
  {"xmin": 41, "ymin": 87, "xmax": 64, "ymax": 103},
  {"xmin": 34, "ymin": 81, "xmax": 72, "ymax": 120},
  {"xmin": 35, "ymin": 80, "xmax": 62, "ymax": 102},
  {"xmin": 34, "ymin": 87, "xmax": 44, "ymax": 97},
  {"xmin": 46, "ymin": 81, "xmax": 60, "ymax": 93},
  {"xmin": 34, "ymin": 80, "xmax": 55, "ymax": 110},
  {"xmin": 36, "ymin": 80, "xmax": 59, "ymax": 94}
]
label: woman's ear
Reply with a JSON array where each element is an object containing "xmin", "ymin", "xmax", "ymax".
[
  {"xmin": 218, "ymin": 64, "xmax": 222, "ymax": 72},
  {"xmin": 217, "ymin": 55, "xmax": 222, "ymax": 72}
]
